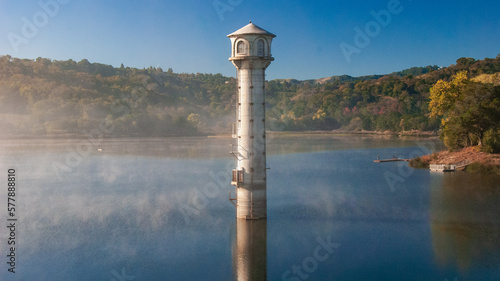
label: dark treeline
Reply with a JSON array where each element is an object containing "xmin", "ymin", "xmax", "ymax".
[{"xmin": 0, "ymin": 54, "xmax": 499, "ymax": 137}]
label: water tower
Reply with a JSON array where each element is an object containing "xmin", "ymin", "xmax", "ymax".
[{"xmin": 228, "ymin": 22, "xmax": 276, "ymax": 219}]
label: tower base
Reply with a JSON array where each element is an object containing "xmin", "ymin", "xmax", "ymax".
[{"xmin": 235, "ymin": 185, "xmax": 266, "ymax": 219}]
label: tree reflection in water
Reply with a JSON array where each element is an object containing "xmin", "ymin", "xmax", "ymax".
[{"xmin": 430, "ymin": 172, "xmax": 500, "ymax": 272}]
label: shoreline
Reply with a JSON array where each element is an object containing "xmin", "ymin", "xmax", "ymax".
[
  {"xmin": 267, "ymin": 129, "xmax": 439, "ymax": 137},
  {"xmin": 410, "ymin": 146, "xmax": 500, "ymax": 175},
  {"xmin": 1, "ymin": 129, "xmax": 440, "ymax": 140}
]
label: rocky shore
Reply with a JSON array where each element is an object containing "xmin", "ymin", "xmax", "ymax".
[{"xmin": 410, "ymin": 146, "xmax": 500, "ymax": 174}]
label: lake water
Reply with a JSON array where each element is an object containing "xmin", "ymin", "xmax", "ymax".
[{"xmin": 1, "ymin": 135, "xmax": 499, "ymax": 281}]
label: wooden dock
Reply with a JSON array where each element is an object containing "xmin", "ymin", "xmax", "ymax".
[
  {"xmin": 374, "ymin": 158, "xmax": 410, "ymax": 163},
  {"xmin": 429, "ymin": 160, "xmax": 471, "ymax": 172}
]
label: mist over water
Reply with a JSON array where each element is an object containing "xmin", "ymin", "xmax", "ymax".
[{"xmin": 0, "ymin": 136, "xmax": 499, "ymax": 280}]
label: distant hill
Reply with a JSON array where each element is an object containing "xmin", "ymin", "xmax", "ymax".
[
  {"xmin": 274, "ymin": 65, "xmax": 442, "ymax": 85},
  {"xmin": 0, "ymin": 54, "xmax": 499, "ymax": 137},
  {"xmin": 275, "ymin": 74, "xmax": 383, "ymax": 85},
  {"xmin": 389, "ymin": 65, "xmax": 441, "ymax": 77}
]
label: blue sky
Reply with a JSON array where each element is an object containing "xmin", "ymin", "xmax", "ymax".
[{"xmin": 0, "ymin": 0, "xmax": 499, "ymax": 80}]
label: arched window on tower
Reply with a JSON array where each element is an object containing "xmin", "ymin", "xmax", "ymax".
[
  {"xmin": 237, "ymin": 41, "xmax": 246, "ymax": 55},
  {"xmin": 257, "ymin": 40, "xmax": 265, "ymax": 57}
]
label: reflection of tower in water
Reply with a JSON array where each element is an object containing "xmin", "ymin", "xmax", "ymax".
[
  {"xmin": 232, "ymin": 219, "xmax": 267, "ymax": 281},
  {"xmin": 430, "ymin": 173, "xmax": 500, "ymax": 271}
]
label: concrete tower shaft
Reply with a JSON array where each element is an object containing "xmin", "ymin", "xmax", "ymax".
[{"xmin": 228, "ymin": 22, "xmax": 275, "ymax": 219}]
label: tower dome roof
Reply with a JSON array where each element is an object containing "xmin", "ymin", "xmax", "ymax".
[{"xmin": 227, "ymin": 21, "xmax": 276, "ymax": 38}]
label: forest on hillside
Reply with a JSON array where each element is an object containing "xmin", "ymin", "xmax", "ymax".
[{"xmin": 0, "ymin": 54, "xmax": 499, "ymax": 137}]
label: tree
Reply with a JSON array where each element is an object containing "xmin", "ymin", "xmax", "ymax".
[
  {"xmin": 187, "ymin": 113, "xmax": 201, "ymax": 128},
  {"xmin": 482, "ymin": 128, "xmax": 500, "ymax": 153},
  {"xmin": 456, "ymin": 57, "xmax": 476, "ymax": 67},
  {"xmin": 429, "ymin": 71, "xmax": 468, "ymax": 119},
  {"xmin": 429, "ymin": 71, "xmax": 500, "ymax": 150}
]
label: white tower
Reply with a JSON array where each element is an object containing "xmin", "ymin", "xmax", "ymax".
[{"xmin": 228, "ymin": 22, "xmax": 276, "ymax": 219}]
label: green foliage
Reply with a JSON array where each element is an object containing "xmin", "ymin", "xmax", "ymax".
[
  {"xmin": 391, "ymin": 65, "xmax": 440, "ymax": 77},
  {"xmin": 0, "ymin": 56, "xmax": 238, "ymax": 136},
  {"xmin": 430, "ymin": 70, "xmax": 500, "ymax": 151},
  {"xmin": 456, "ymin": 57, "xmax": 477, "ymax": 67},
  {"xmin": 1, "ymin": 54, "xmax": 500, "ymax": 137},
  {"xmin": 408, "ymin": 157, "xmax": 429, "ymax": 169},
  {"xmin": 267, "ymin": 55, "xmax": 500, "ymax": 132},
  {"xmin": 482, "ymin": 128, "xmax": 500, "ymax": 153},
  {"xmin": 465, "ymin": 162, "xmax": 500, "ymax": 175}
]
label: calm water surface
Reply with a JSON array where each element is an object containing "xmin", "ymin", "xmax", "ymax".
[{"xmin": 0, "ymin": 136, "xmax": 499, "ymax": 281}]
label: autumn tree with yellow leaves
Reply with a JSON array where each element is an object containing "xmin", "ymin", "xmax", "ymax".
[{"xmin": 429, "ymin": 71, "xmax": 500, "ymax": 152}]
